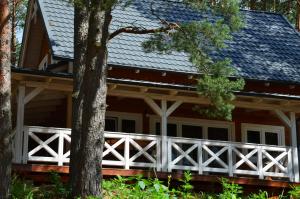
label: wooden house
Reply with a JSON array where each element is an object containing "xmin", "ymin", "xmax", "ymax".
[{"xmin": 12, "ymin": 0, "xmax": 300, "ymax": 190}]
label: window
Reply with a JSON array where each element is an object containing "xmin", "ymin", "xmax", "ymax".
[
  {"xmin": 150, "ymin": 116, "xmax": 234, "ymax": 141},
  {"xmin": 105, "ymin": 117, "xmax": 118, "ymax": 132},
  {"xmin": 105, "ymin": 112, "xmax": 142, "ymax": 133},
  {"xmin": 242, "ymin": 123, "xmax": 285, "ymax": 146}
]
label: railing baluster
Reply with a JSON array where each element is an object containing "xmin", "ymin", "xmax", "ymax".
[
  {"xmin": 288, "ymin": 147, "xmax": 294, "ymax": 182},
  {"xmin": 125, "ymin": 136, "xmax": 130, "ymax": 169},
  {"xmin": 58, "ymin": 131, "xmax": 64, "ymax": 166},
  {"xmin": 258, "ymin": 146, "xmax": 263, "ymax": 179},
  {"xmin": 198, "ymin": 141, "xmax": 203, "ymax": 175},
  {"xmin": 156, "ymin": 137, "xmax": 161, "ymax": 171},
  {"xmin": 22, "ymin": 127, "xmax": 29, "ymax": 164},
  {"xmin": 228, "ymin": 144, "xmax": 233, "ymax": 177},
  {"xmin": 168, "ymin": 137, "xmax": 172, "ymax": 172}
]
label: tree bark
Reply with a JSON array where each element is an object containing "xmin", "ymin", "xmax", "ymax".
[
  {"xmin": 297, "ymin": 1, "xmax": 300, "ymax": 31},
  {"xmin": 71, "ymin": 1, "xmax": 112, "ymax": 197},
  {"xmin": 0, "ymin": 0, "xmax": 12, "ymax": 198},
  {"xmin": 70, "ymin": 2, "xmax": 89, "ymax": 197},
  {"xmin": 11, "ymin": 0, "xmax": 16, "ymax": 67}
]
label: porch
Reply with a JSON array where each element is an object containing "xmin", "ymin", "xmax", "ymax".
[
  {"xmin": 19, "ymin": 125, "xmax": 294, "ymax": 181},
  {"xmin": 11, "ymin": 69, "xmax": 300, "ymax": 183}
]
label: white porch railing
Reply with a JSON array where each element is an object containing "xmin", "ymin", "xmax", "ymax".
[{"xmin": 20, "ymin": 126, "xmax": 294, "ymax": 181}]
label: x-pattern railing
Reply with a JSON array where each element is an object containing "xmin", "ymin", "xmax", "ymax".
[
  {"xmin": 21, "ymin": 126, "xmax": 293, "ymax": 181},
  {"xmin": 23, "ymin": 126, "xmax": 71, "ymax": 166},
  {"xmin": 168, "ymin": 137, "xmax": 293, "ymax": 181},
  {"xmin": 101, "ymin": 132, "xmax": 161, "ymax": 170}
]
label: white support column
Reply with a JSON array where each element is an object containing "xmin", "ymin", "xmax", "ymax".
[
  {"xmin": 161, "ymin": 100, "xmax": 168, "ymax": 171},
  {"xmin": 290, "ymin": 112, "xmax": 299, "ymax": 182},
  {"xmin": 274, "ymin": 109, "xmax": 299, "ymax": 182},
  {"xmin": 14, "ymin": 86, "xmax": 25, "ymax": 163},
  {"xmin": 144, "ymin": 97, "xmax": 182, "ymax": 172}
]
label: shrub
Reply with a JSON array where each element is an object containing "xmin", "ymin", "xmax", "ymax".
[{"xmin": 11, "ymin": 176, "xmax": 35, "ymax": 199}]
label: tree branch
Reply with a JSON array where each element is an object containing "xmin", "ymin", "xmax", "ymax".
[{"xmin": 109, "ymin": 26, "xmax": 169, "ymax": 40}]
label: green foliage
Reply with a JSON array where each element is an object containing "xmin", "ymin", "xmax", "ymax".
[
  {"xmin": 11, "ymin": 173, "xmax": 300, "ymax": 199},
  {"xmin": 219, "ymin": 178, "xmax": 243, "ymax": 199},
  {"xmin": 102, "ymin": 171, "xmax": 196, "ymax": 199},
  {"xmin": 11, "ymin": 176, "xmax": 35, "ymax": 199},
  {"xmin": 248, "ymin": 190, "xmax": 268, "ymax": 199},
  {"xmin": 48, "ymin": 171, "xmax": 70, "ymax": 198},
  {"xmin": 143, "ymin": 0, "xmax": 245, "ymax": 120},
  {"xmin": 289, "ymin": 185, "xmax": 300, "ymax": 199}
]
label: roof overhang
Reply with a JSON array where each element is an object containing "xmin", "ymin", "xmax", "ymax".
[{"xmin": 12, "ymin": 68, "xmax": 300, "ymax": 113}]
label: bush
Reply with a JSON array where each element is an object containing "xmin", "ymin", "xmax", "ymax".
[{"xmin": 11, "ymin": 171, "xmax": 300, "ymax": 199}]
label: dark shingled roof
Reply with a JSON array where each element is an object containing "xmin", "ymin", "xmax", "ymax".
[{"xmin": 37, "ymin": 0, "xmax": 300, "ymax": 83}]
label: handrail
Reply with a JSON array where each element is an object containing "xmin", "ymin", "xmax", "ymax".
[{"xmin": 21, "ymin": 126, "xmax": 294, "ymax": 181}]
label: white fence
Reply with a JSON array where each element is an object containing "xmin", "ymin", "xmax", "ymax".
[{"xmin": 21, "ymin": 126, "xmax": 294, "ymax": 181}]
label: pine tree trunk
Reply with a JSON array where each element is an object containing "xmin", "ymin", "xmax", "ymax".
[
  {"xmin": 71, "ymin": 1, "xmax": 112, "ymax": 197},
  {"xmin": 70, "ymin": 3, "xmax": 89, "ymax": 197},
  {"xmin": 11, "ymin": 0, "xmax": 16, "ymax": 66},
  {"xmin": 297, "ymin": 1, "xmax": 300, "ymax": 31},
  {"xmin": 0, "ymin": 0, "xmax": 12, "ymax": 198}
]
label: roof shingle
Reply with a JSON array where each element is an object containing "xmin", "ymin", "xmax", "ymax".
[{"xmin": 37, "ymin": 0, "xmax": 300, "ymax": 83}]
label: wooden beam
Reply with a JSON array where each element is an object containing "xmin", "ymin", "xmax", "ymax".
[
  {"xmin": 24, "ymin": 87, "xmax": 44, "ymax": 105},
  {"xmin": 140, "ymin": 87, "xmax": 148, "ymax": 93},
  {"xmin": 169, "ymin": 90, "xmax": 178, "ymax": 96},
  {"xmin": 23, "ymin": 81, "xmax": 73, "ymax": 92},
  {"xmin": 144, "ymin": 97, "xmax": 162, "ymax": 117},
  {"xmin": 108, "ymin": 84, "xmax": 117, "ymax": 91},
  {"xmin": 274, "ymin": 110, "xmax": 291, "ymax": 128},
  {"xmin": 109, "ymin": 89, "xmax": 300, "ymax": 112},
  {"xmin": 166, "ymin": 101, "xmax": 182, "ymax": 117}
]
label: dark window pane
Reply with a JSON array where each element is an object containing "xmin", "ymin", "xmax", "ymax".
[
  {"xmin": 155, "ymin": 122, "xmax": 177, "ymax": 137},
  {"xmin": 167, "ymin": 123, "xmax": 177, "ymax": 137},
  {"xmin": 182, "ymin": 125, "xmax": 203, "ymax": 139},
  {"xmin": 105, "ymin": 117, "xmax": 117, "ymax": 132},
  {"xmin": 265, "ymin": 132, "xmax": 279, "ymax": 145},
  {"xmin": 207, "ymin": 127, "xmax": 228, "ymax": 141},
  {"xmin": 155, "ymin": 122, "xmax": 160, "ymax": 135},
  {"xmin": 122, "ymin": 120, "xmax": 136, "ymax": 133},
  {"xmin": 247, "ymin": 131, "xmax": 260, "ymax": 144}
]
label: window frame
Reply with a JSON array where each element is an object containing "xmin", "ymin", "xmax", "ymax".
[
  {"xmin": 241, "ymin": 123, "xmax": 285, "ymax": 146},
  {"xmin": 105, "ymin": 111, "xmax": 143, "ymax": 133},
  {"xmin": 149, "ymin": 115, "xmax": 235, "ymax": 141}
]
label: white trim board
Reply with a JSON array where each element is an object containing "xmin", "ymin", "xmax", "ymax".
[
  {"xmin": 106, "ymin": 111, "xmax": 143, "ymax": 134},
  {"xmin": 241, "ymin": 123, "xmax": 285, "ymax": 146},
  {"xmin": 149, "ymin": 115, "xmax": 235, "ymax": 141}
]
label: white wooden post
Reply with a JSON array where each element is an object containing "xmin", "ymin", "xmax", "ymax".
[
  {"xmin": 290, "ymin": 112, "xmax": 299, "ymax": 182},
  {"xmin": 22, "ymin": 127, "xmax": 29, "ymax": 164},
  {"xmin": 14, "ymin": 86, "xmax": 25, "ymax": 163},
  {"xmin": 275, "ymin": 110, "xmax": 299, "ymax": 182},
  {"xmin": 161, "ymin": 100, "xmax": 168, "ymax": 171},
  {"xmin": 258, "ymin": 146, "xmax": 263, "ymax": 179},
  {"xmin": 198, "ymin": 141, "xmax": 203, "ymax": 175},
  {"xmin": 58, "ymin": 131, "xmax": 64, "ymax": 166},
  {"xmin": 125, "ymin": 136, "xmax": 130, "ymax": 169},
  {"xmin": 144, "ymin": 97, "xmax": 182, "ymax": 172},
  {"xmin": 228, "ymin": 144, "xmax": 233, "ymax": 177}
]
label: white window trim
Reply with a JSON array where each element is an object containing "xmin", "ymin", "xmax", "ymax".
[
  {"xmin": 106, "ymin": 111, "xmax": 143, "ymax": 133},
  {"xmin": 241, "ymin": 123, "xmax": 285, "ymax": 146},
  {"xmin": 149, "ymin": 115, "xmax": 235, "ymax": 141}
]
